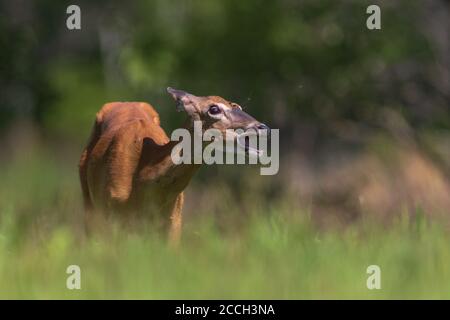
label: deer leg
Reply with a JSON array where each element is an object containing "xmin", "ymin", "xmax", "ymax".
[
  {"xmin": 168, "ymin": 192, "xmax": 184, "ymax": 247},
  {"xmin": 79, "ymin": 115, "xmax": 105, "ymax": 236},
  {"xmin": 84, "ymin": 208, "xmax": 106, "ymax": 236},
  {"xmin": 79, "ymin": 149, "xmax": 102, "ymax": 236}
]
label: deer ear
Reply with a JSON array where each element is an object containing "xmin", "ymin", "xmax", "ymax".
[{"xmin": 167, "ymin": 87, "xmax": 198, "ymax": 113}]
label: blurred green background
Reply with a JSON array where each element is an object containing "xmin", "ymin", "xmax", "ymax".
[{"xmin": 0, "ymin": 0, "xmax": 449, "ymax": 298}]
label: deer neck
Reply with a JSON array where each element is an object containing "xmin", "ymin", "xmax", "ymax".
[{"xmin": 139, "ymin": 119, "xmax": 201, "ymax": 192}]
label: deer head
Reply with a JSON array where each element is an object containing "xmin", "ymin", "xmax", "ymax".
[{"xmin": 167, "ymin": 87, "xmax": 270, "ymax": 156}]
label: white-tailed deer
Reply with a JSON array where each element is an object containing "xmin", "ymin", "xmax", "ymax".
[{"xmin": 79, "ymin": 88, "xmax": 269, "ymax": 244}]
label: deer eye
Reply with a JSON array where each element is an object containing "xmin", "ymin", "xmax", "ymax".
[{"xmin": 208, "ymin": 105, "xmax": 222, "ymax": 115}]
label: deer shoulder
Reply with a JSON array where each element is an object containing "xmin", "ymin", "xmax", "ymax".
[{"xmin": 86, "ymin": 102, "xmax": 168, "ymax": 207}]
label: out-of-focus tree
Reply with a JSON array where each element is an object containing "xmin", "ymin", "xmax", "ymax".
[{"xmin": 0, "ymin": 0, "xmax": 448, "ymax": 143}]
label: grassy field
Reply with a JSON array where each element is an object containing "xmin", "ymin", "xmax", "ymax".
[{"xmin": 1, "ymin": 144, "xmax": 450, "ymax": 299}]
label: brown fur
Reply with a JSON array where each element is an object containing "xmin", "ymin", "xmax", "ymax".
[
  {"xmin": 79, "ymin": 90, "xmax": 267, "ymax": 244},
  {"xmin": 79, "ymin": 102, "xmax": 197, "ymax": 243}
]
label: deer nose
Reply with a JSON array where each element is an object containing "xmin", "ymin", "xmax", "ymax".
[{"xmin": 256, "ymin": 123, "xmax": 270, "ymax": 133}]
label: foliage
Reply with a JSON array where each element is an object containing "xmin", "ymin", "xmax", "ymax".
[{"xmin": 1, "ymin": 0, "xmax": 447, "ymax": 142}]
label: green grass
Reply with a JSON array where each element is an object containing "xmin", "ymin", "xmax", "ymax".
[
  {"xmin": 1, "ymin": 145, "xmax": 450, "ymax": 299},
  {"xmin": 1, "ymin": 211, "xmax": 450, "ymax": 299}
]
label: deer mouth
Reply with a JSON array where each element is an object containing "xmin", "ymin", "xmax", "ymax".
[{"xmin": 237, "ymin": 131, "xmax": 263, "ymax": 156}]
